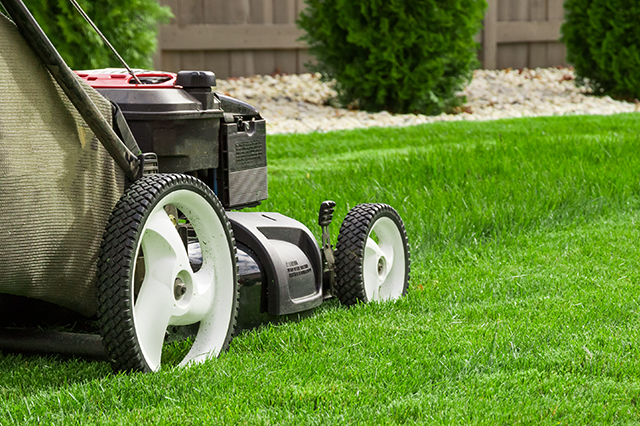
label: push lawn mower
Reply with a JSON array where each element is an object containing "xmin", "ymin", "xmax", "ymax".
[{"xmin": 0, "ymin": 0, "xmax": 410, "ymax": 372}]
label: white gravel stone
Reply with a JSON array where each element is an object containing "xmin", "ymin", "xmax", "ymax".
[{"xmin": 215, "ymin": 68, "xmax": 640, "ymax": 135}]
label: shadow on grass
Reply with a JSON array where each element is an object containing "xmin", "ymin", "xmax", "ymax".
[
  {"xmin": 0, "ymin": 351, "xmax": 112, "ymax": 400},
  {"xmin": 0, "ymin": 298, "xmax": 342, "ymax": 403}
]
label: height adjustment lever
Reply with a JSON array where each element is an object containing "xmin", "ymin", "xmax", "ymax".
[
  {"xmin": 318, "ymin": 200, "xmax": 337, "ymax": 296},
  {"xmin": 318, "ymin": 200, "xmax": 336, "ymax": 228}
]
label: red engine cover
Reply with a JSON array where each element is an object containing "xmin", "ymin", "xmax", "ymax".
[{"xmin": 74, "ymin": 69, "xmax": 177, "ymax": 89}]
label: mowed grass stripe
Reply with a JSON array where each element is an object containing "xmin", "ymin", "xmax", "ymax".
[{"xmin": 2, "ymin": 113, "xmax": 640, "ymax": 424}]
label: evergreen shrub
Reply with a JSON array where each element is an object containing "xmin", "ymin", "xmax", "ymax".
[
  {"xmin": 562, "ymin": 0, "xmax": 640, "ymax": 99},
  {"xmin": 11, "ymin": 0, "xmax": 172, "ymax": 70},
  {"xmin": 298, "ymin": 0, "xmax": 486, "ymax": 114}
]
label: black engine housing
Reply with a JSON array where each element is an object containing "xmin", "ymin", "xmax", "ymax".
[{"xmin": 96, "ymin": 71, "xmax": 268, "ymax": 210}]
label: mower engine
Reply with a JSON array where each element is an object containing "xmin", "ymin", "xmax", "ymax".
[{"xmin": 77, "ymin": 68, "xmax": 267, "ymax": 210}]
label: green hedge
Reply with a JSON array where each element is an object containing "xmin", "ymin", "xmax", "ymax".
[
  {"xmin": 11, "ymin": 0, "xmax": 172, "ymax": 70},
  {"xmin": 298, "ymin": 0, "xmax": 486, "ymax": 114},
  {"xmin": 562, "ymin": 0, "xmax": 640, "ymax": 99}
]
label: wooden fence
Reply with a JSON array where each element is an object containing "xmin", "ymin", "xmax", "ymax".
[
  {"xmin": 482, "ymin": 0, "xmax": 566, "ymax": 70},
  {"xmin": 156, "ymin": 0, "xmax": 568, "ymax": 79}
]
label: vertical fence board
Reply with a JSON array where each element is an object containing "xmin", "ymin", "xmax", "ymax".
[
  {"xmin": 227, "ymin": 1, "xmax": 253, "ymax": 76},
  {"xmin": 483, "ymin": 0, "xmax": 498, "ymax": 69},
  {"xmin": 498, "ymin": 45, "xmax": 529, "ymax": 69},
  {"xmin": 547, "ymin": 43, "xmax": 566, "ymax": 67},
  {"xmin": 273, "ymin": 0, "xmax": 295, "ymax": 23},
  {"xmin": 547, "ymin": 0, "xmax": 566, "ymax": 66},
  {"xmin": 496, "ymin": 0, "xmax": 510, "ymax": 21},
  {"xmin": 530, "ymin": 0, "xmax": 547, "ymax": 21},
  {"xmin": 230, "ymin": 52, "xmax": 255, "ymax": 77},
  {"xmin": 177, "ymin": 1, "xmax": 204, "ymax": 72},
  {"xmin": 227, "ymin": 0, "xmax": 250, "ymax": 24},
  {"xmin": 178, "ymin": 0, "xmax": 204, "ymax": 25},
  {"xmin": 158, "ymin": 0, "xmax": 174, "ymax": 70},
  {"xmin": 202, "ymin": 1, "xmax": 229, "ymax": 77},
  {"xmin": 181, "ymin": 51, "xmax": 205, "ymax": 70},
  {"xmin": 273, "ymin": 0, "xmax": 298, "ymax": 74},
  {"xmin": 528, "ymin": 0, "xmax": 548, "ymax": 67},
  {"xmin": 528, "ymin": 44, "xmax": 548, "ymax": 68},
  {"xmin": 204, "ymin": 0, "xmax": 226, "ymax": 24},
  {"xmin": 297, "ymin": 50, "xmax": 312, "ymax": 74},
  {"xmin": 274, "ymin": 51, "xmax": 297, "ymax": 74},
  {"xmin": 161, "ymin": 51, "xmax": 182, "ymax": 73},
  {"xmin": 295, "ymin": 0, "xmax": 308, "ymax": 73},
  {"xmin": 548, "ymin": 0, "xmax": 565, "ymax": 20},
  {"xmin": 249, "ymin": 0, "xmax": 273, "ymax": 24},
  {"xmin": 252, "ymin": 50, "xmax": 276, "ymax": 75},
  {"xmin": 250, "ymin": 0, "xmax": 276, "ymax": 75},
  {"xmin": 497, "ymin": 0, "xmax": 529, "ymax": 69},
  {"xmin": 497, "ymin": 0, "xmax": 530, "ymax": 21},
  {"xmin": 205, "ymin": 51, "xmax": 231, "ymax": 79}
]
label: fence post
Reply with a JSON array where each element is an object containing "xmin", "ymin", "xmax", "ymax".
[{"xmin": 482, "ymin": 0, "xmax": 498, "ymax": 69}]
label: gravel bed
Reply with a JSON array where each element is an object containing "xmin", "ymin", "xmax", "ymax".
[{"xmin": 216, "ymin": 68, "xmax": 639, "ymax": 135}]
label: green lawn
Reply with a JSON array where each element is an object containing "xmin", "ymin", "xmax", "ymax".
[{"xmin": 2, "ymin": 113, "xmax": 640, "ymax": 424}]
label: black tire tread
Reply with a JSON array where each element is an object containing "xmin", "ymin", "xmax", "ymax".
[
  {"xmin": 96, "ymin": 173, "xmax": 239, "ymax": 373},
  {"xmin": 334, "ymin": 203, "xmax": 410, "ymax": 306}
]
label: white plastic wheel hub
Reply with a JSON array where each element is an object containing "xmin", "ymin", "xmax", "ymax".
[
  {"xmin": 363, "ymin": 216, "xmax": 406, "ymax": 301},
  {"xmin": 131, "ymin": 189, "xmax": 234, "ymax": 371}
]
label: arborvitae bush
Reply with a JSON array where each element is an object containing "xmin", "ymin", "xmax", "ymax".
[
  {"xmin": 562, "ymin": 0, "xmax": 640, "ymax": 99},
  {"xmin": 13, "ymin": 0, "xmax": 172, "ymax": 70},
  {"xmin": 298, "ymin": 0, "xmax": 486, "ymax": 115}
]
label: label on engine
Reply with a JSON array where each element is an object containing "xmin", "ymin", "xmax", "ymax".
[{"xmin": 234, "ymin": 139, "xmax": 266, "ymax": 170}]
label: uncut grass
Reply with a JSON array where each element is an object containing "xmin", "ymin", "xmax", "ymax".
[
  {"xmin": 262, "ymin": 113, "xmax": 640, "ymax": 258},
  {"xmin": 2, "ymin": 114, "xmax": 640, "ymax": 423}
]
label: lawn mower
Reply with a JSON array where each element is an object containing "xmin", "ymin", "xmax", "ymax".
[{"xmin": 0, "ymin": 0, "xmax": 410, "ymax": 372}]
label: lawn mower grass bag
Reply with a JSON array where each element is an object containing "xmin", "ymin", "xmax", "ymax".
[{"xmin": 0, "ymin": 14, "xmax": 124, "ymax": 317}]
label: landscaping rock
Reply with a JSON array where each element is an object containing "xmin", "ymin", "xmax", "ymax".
[{"xmin": 216, "ymin": 68, "xmax": 639, "ymax": 135}]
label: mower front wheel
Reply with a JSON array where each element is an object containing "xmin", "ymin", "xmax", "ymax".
[
  {"xmin": 97, "ymin": 174, "xmax": 238, "ymax": 373},
  {"xmin": 334, "ymin": 204, "xmax": 410, "ymax": 305}
]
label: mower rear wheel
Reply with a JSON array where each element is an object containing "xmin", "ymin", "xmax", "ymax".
[
  {"xmin": 97, "ymin": 174, "xmax": 238, "ymax": 372},
  {"xmin": 334, "ymin": 204, "xmax": 410, "ymax": 305}
]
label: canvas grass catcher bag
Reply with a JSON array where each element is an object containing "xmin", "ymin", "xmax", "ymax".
[{"xmin": 0, "ymin": 14, "xmax": 124, "ymax": 316}]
